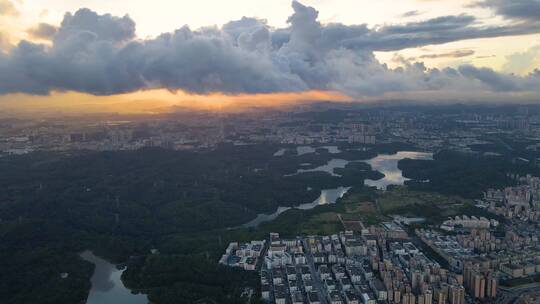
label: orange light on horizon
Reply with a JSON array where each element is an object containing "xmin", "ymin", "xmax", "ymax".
[{"xmin": 0, "ymin": 89, "xmax": 353, "ymax": 115}]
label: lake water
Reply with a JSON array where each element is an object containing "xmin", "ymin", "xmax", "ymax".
[
  {"xmin": 291, "ymin": 151, "xmax": 432, "ymax": 180},
  {"xmin": 81, "ymin": 251, "xmax": 148, "ymax": 304},
  {"xmin": 295, "ymin": 159, "xmax": 350, "ymax": 177},
  {"xmin": 363, "ymin": 151, "xmax": 433, "ymax": 190},
  {"xmin": 296, "ymin": 145, "xmax": 341, "ymax": 155},
  {"xmin": 273, "ymin": 148, "xmax": 287, "ymax": 156},
  {"xmin": 243, "ymin": 187, "xmax": 350, "ymax": 228},
  {"xmin": 246, "ymin": 150, "xmax": 432, "ymax": 227}
]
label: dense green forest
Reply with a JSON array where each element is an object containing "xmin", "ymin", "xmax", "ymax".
[
  {"xmin": 0, "ymin": 143, "xmax": 395, "ymax": 304},
  {"xmin": 399, "ymin": 150, "xmax": 540, "ymax": 198}
]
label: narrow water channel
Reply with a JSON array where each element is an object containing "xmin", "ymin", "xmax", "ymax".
[{"xmin": 81, "ymin": 251, "xmax": 148, "ymax": 304}]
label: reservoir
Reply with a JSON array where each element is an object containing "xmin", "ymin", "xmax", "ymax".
[
  {"xmin": 247, "ymin": 150, "xmax": 433, "ymax": 227},
  {"xmin": 243, "ymin": 187, "xmax": 350, "ymax": 228},
  {"xmin": 363, "ymin": 151, "xmax": 433, "ymax": 190},
  {"xmin": 295, "ymin": 159, "xmax": 350, "ymax": 177},
  {"xmin": 81, "ymin": 251, "xmax": 148, "ymax": 304}
]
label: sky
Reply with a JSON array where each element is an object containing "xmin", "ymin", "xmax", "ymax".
[{"xmin": 1, "ymin": 0, "xmax": 540, "ymax": 113}]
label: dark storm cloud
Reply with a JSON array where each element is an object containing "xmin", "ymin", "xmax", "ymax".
[
  {"xmin": 0, "ymin": 0, "xmax": 540, "ymax": 98},
  {"xmin": 475, "ymin": 0, "xmax": 540, "ymax": 22}
]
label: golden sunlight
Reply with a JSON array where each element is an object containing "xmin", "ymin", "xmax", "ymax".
[{"xmin": 0, "ymin": 89, "xmax": 353, "ymax": 116}]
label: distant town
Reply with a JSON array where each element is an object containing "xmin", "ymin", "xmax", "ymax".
[{"xmin": 1, "ymin": 104, "xmax": 539, "ymax": 162}]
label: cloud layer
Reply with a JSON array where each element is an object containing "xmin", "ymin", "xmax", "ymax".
[
  {"xmin": 474, "ymin": 0, "xmax": 540, "ymax": 22},
  {"xmin": 0, "ymin": 0, "xmax": 540, "ymax": 99}
]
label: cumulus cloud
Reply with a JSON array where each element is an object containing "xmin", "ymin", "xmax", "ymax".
[
  {"xmin": 55, "ymin": 8, "xmax": 136, "ymax": 43},
  {"xmin": 27, "ymin": 23, "xmax": 58, "ymax": 40},
  {"xmin": 503, "ymin": 45, "xmax": 540, "ymax": 74},
  {"xmin": 0, "ymin": 0, "xmax": 540, "ymax": 99}
]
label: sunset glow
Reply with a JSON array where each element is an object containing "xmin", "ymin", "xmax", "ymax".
[
  {"xmin": 0, "ymin": 90, "xmax": 353, "ymax": 115},
  {"xmin": 1, "ymin": 0, "xmax": 540, "ymax": 112}
]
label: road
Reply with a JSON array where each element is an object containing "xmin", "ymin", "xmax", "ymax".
[
  {"xmin": 337, "ymin": 214, "xmax": 345, "ymax": 229},
  {"xmin": 302, "ymin": 238, "xmax": 329, "ymax": 304}
]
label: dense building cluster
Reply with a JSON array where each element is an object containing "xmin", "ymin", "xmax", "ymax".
[
  {"xmin": 418, "ymin": 223, "xmax": 540, "ymax": 302},
  {"xmin": 440, "ymin": 216, "xmax": 498, "ymax": 231},
  {"xmin": 222, "ymin": 228, "xmax": 470, "ymax": 304},
  {"xmin": 485, "ymin": 174, "xmax": 540, "ymax": 221},
  {"xmin": 219, "ymin": 240, "xmax": 266, "ymax": 271}
]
